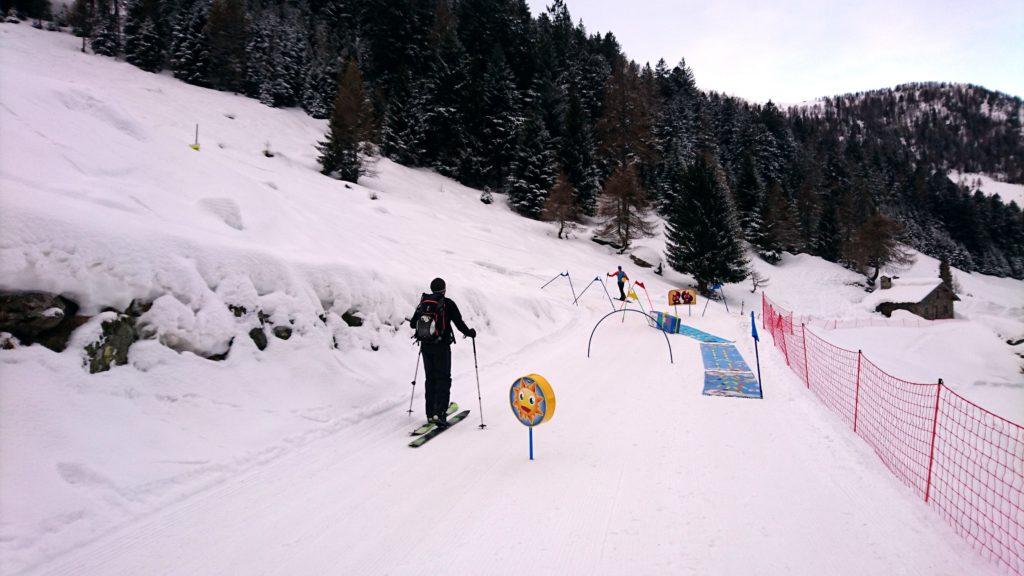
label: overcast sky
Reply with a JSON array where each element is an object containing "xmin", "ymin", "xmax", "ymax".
[{"xmin": 524, "ymin": 0, "xmax": 1024, "ymax": 104}]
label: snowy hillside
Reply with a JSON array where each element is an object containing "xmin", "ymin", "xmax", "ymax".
[
  {"xmin": 950, "ymin": 170, "xmax": 1024, "ymax": 206},
  {"xmin": 1, "ymin": 25, "xmax": 1021, "ymax": 576}
]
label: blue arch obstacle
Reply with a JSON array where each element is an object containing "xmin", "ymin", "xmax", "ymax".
[{"xmin": 587, "ymin": 309, "xmax": 673, "ymax": 364}]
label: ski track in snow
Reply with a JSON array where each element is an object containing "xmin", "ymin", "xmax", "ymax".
[{"xmin": 16, "ymin": 306, "xmax": 999, "ymax": 576}]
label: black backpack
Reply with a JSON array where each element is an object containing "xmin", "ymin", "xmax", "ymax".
[{"xmin": 414, "ymin": 294, "xmax": 447, "ymax": 344}]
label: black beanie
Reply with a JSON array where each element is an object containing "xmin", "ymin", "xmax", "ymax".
[{"xmin": 430, "ymin": 277, "xmax": 446, "ymax": 292}]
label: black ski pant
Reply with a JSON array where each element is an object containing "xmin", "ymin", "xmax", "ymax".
[
  {"xmin": 617, "ymin": 282, "xmax": 626, "ymax": 300},
  {"xmin": 421, "ymin": 343, "xmax": 452, "ymax": 418}
]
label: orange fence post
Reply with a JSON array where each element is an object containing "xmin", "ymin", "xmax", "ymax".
[
  {"xmin": 777, "ymin": 316, "xmax": 790, "ymax": 366},
  {"xmin": 853, "ymin": 350, "xmax": 862, "ymax": 433},
  {"xmin": 801, "ymin": 323, "xmax": 810, "ymax": 388},
  {"xmin": 924, "ymin": 379, "xmax": 943, "ymax": 503}
]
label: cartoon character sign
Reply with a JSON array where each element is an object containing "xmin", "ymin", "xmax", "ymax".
[
  {"xmin": 669, "ymin": 289, "xmax": 697, "ymax": 306},
  {"xmin": 509, "ymin": 374, "xmax": 556, "ymax": 427},
  {"xmin": 681, "ymin": 289, "xmax": 696, "ymax": 305}
]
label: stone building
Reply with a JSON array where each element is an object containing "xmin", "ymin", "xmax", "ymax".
[{"xmin": 871, "ymin": 280, "xmax": 959, "ymax": 320}]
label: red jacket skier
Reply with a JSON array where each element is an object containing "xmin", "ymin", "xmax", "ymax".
[{"xmin": 608, "ymin": 266, "xmax": 629, "ymax": 301}]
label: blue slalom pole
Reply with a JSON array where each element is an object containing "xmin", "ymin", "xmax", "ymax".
[
  {"xmin": 572, "ymin": 276, "xmax": 600, "ymax": 305},
  {"xmin": 566, "ymin": 271, "xmax": 577, "ymax": 305},
  {"xmin": 751, "ymin": 311, "xmax": 763, "ymax": 398},
  {"xmin": 599, "ymin": 278, "xmax": 616, "ymax": 310},
  {"xmin": 712, "ymin": 284, "xmax": 729, "ymax": 313},
  {"xmin": 540, "ymin": 272, "xmax": 565, "ymax": 290}
]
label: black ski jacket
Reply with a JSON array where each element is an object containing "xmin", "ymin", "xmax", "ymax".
[{"xmin": 410, "ymin": 292, "xmax": 471, "ymax": 345}]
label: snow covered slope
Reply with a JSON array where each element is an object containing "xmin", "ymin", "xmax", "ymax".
[
  {"xmin": 0, "ymin": 24, "xmax": 1019, "ymax": 576},
  {"xmin": 742, "ymin": 251, "xmax": 1024, "ymax": 422},
  {"xmin": 950, "ymin": 170, "xmax": 1024, "ymax": 206}
]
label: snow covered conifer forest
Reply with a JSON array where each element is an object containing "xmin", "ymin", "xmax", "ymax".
[{"xmin": 11, "ymin": 0, "xmax": 1022, "ymax": 278}]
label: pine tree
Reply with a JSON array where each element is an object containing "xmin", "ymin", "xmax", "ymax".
[
  {"xmin": 68, "ymin": 0, "xmax": 94, "ymax": 52},
  {"xmin": 356, "ymin": 0, "xmax": 434, "ymax": 94},
  {"xmin": 543, "ymin": 171, "xmax": 578, "ymax": 239},
  {"xmin": 90, "ymin": 0, "xmax": 121, "ymax": 57},
  {"xmin": 320, "ymin": 0, "xmax": 358, "ymax": 57},
  {"xmin": 814, "ymin": 194, "xmax": 842, "ymax": 262},
  {"xmin": 506, "ymin": 109, "xmax": 557, "ymax": 218},
  {"xmin": 476, "ymin": 48, "xmax": 522, "ymax": 190},
  {"xmin": 317, "ymin": 59, "xmax": 375, "ymax": 182},
  {"xmin": 244, "ymin": 10, "xmax": 272, "ymax": 99},
  {"xmin": 596, "ymin": 163, "xmax": 656, "ymax": 252},
  {"xmin": 765, "ymin": 181, "xmax": 801, "ymax": 251},
  {"xmin": 204, "ymin": 0, "xmax": 247, "ymax": 92},
  {"xmin": 595, "ymin": 56, "xmax": 652, "ymax": 171},
  {"xmin": 561, "ymin": 89, "xmax": 601, "ymax": 215},
  {"xmin": 748, "ymin": 184, "xmax": 783, "ymax": 264},
  {"xmin": 939, "ymin": 256, "xmax": 953, "ymax": 291},
  {"xmin": 845, "ymin": 212, "xmax": 915, "ymax": 285},
  {"xmin": 733, "ymin": 151, "xmax": 762, "ymax": 241},
  {"xmin": 300, "ymin": 40, "xmax": 338, "ymax": 119},
  {"xmin": 170, "ymin": 0, "xmax": 210, "ymax": 87},
  {"xmin": 664, "ymin": 154, "xmax": 749, "ymax": 294},
  {"xmin": 124, "ymin": 0, "xmax": 165, "ymax": 72},
  {"xmin": 420, "ymin": 0, "xmax": 469, "ymax": 177},
  {"xmin": 653, "ymin": 59, "xmax": 701, "ymax": 168},
  {"xmin": 379, "ymin": 71, "xmax": 427, "ymax": 166},
  {"xmin": 260, "ymin": 16, "xmax": 305, "ymax": 108},
  {"xmin": 752, "ymin": 103, "xmax": 788, "ymax": 186}
]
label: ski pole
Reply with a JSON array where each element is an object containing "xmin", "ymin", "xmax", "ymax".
[
  {"xmin": 472, "ymin": 337, "xmax": 486, "ymax": 429},
  {"xmin": 407, "ymin": 346, "xmax": 421, "ymax": 414},
  {"xmin": 566, "ymin": 272, "xmax": 577, "ymax": 305}
]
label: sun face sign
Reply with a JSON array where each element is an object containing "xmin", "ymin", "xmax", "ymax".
[{"xmin": 509, "ymin": 374, "xmax": 556, "ymax": 427}]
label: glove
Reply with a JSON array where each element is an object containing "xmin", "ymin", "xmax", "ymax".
[{"xmin": 467, "ymin": 328, "xmax": 477, "ymax": 338}]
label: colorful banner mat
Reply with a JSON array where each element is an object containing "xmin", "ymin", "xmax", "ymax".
[
  {"xmin": 700, "ymin": 343, "xmax": 762, "ymax": 399},
  {"xmin": 652, "ymin": 312, "xmax": 730, "ymax": 343}
]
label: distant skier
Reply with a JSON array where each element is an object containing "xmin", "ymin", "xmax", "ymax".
[
  {"xmin": 410, "ymin": 278, "xmax": 476, "ymax": 428},
  {"xmin": 607, "ymin": 266, "xmax": 630, "ymax": 301}
]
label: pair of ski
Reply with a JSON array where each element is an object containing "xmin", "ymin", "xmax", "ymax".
[{"xmin": 408, "ymin": 402, "xmax": 471, "ymax": 448}]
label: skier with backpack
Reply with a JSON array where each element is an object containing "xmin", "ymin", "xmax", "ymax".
[
  {"xmin": 607, "ymin": 266, "xmax": 630, "ymax": 301},
  {"xmin": 410, "ymin": 278, "xmax": 476, "ymax": 428}
]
